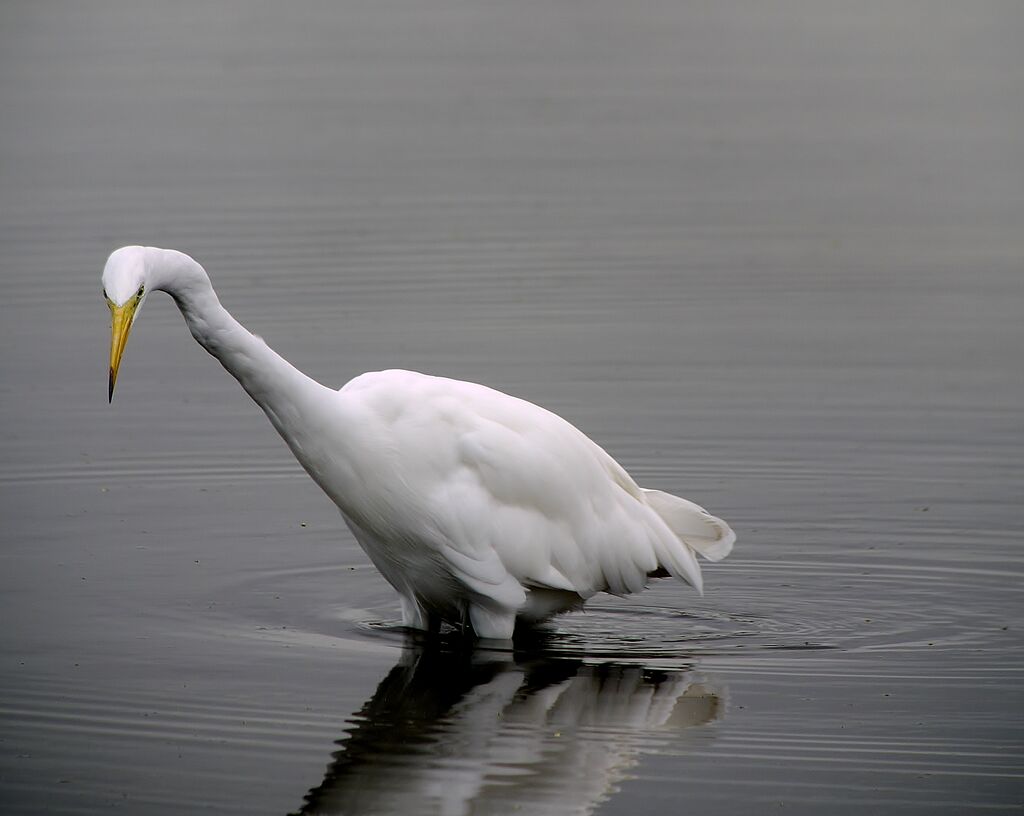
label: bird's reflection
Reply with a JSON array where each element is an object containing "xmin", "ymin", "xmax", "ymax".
[{"xmin": 294, "ymin": 636, "xmax": 724, "ymax": 815}]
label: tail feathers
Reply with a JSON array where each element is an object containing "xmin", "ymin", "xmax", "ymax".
[{"xmin": 643, "ymin": 489, "xmax": 736, "ymax": 563}]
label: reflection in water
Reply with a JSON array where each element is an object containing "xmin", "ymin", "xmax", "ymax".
[{"xmin": 294, "ymin": 640, "xmax": 723, "ymax": 815}]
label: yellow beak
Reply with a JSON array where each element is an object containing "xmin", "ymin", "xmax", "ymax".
[{"xmin": 108, "ymin": 296, "xmax": 140, "ymax": 402}]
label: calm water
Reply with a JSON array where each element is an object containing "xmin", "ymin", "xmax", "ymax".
[{"xmin": 2, "ymin": 2, "xmax": 1023, "ymax": 813}]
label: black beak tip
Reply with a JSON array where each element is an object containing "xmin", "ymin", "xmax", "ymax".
[{"xmin": 108, "ymin": 369, "xmax": 115, "ymax": 403}]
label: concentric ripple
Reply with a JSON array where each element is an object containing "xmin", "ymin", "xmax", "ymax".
[{"xmin": 207, "ymin": 538, "xmax": 1022, "ymax": 678}]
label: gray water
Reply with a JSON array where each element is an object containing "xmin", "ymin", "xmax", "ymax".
[{"xmin": 2, "ymin": 2, "xmax": 1022, "ymax": 813}]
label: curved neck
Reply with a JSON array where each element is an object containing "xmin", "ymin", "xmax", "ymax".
[{"xmin": 146, "ymin": 247, "xmax": 334, "ymax": 447}]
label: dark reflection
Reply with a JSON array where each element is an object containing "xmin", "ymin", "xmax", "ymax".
[{"xmin": 293, "ymin": 637, "xmax": 723, "ymax": 815}]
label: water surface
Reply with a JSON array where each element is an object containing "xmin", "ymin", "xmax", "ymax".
[{"xmin": 1, "ymin": 2, "xmax": 1022, "ymax": 813}]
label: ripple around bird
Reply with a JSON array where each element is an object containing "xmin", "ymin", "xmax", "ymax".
[{"xmin": 208, "ymin": 539, "xmax": 1023, "ymax": 681}]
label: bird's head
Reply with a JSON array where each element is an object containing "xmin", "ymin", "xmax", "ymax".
[{"xmin": 103, "ymin": 246, "xmax": 150, "ymax": 402}]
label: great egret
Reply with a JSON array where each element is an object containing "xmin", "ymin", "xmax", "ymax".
[{"xmin": 104, "ymin": 246, "xmax": 735, "ymax": 639}]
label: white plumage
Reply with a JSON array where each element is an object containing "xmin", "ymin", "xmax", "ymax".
[{"xmin": 103, "ymin": 246, "xmax": 735, "ymax": 639}]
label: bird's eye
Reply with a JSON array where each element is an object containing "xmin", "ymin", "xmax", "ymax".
[
  {"xmin": 102, "ymin": 287, "xmax": 108, "ymax": 300},
  {"xmin": 137, "ymin": 284, "xmax": 145, "ymax": 297}
]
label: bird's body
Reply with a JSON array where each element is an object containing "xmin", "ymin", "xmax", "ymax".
[{"xmin": 104, "ymin": 246, "xmax": 735, "ymax": 639}]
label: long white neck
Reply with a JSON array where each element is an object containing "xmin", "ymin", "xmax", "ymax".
[{"xmin": 146, "ymin": 247, "xmax": 335, "ymax": 454}]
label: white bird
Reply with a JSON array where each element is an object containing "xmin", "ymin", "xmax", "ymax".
[{"xmin": 103, "ymin": 246, "xmax": 735, "ymax": 640}]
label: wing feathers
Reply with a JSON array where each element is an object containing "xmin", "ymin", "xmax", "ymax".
[{"xmin": 340, "ymin": 371, "xmax": 733, "ymax": 623}]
